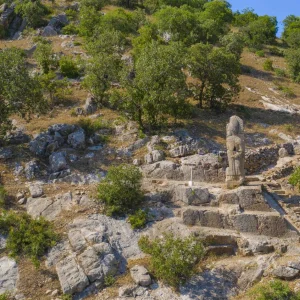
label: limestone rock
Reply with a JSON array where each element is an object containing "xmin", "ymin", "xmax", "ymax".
[
  {"xmin": 144, "ymin": 150, "xmax": 165, "ymax": 164},
  {"xmin": 84, "ymin": 96, "xmax": 97, "ymax": 115},
  {"xmin": 278, "ymin": 147, "xmax": 289, "ymax": 158},
  {"xmin": 130, "ymin": 265, "xmax": 151, "ymax": 286},
  {"xmin": 42, "ymin": 26, "xmax": 57, "ymax": 37},
  {"xmin": 49, "ymin": 151, "xmax": 68, "ymax": 173},
  {"xmin": 0, "ymin": 257, "xmax": 18, "ymax": 295},
  {"xmin": 0, "ymin": 147, "xmax": 13, "ymax": 160},
  {"xmin": 68, "ymin": 129, "xmax": 85, "ymax": 149},
  {"xmin": 174, "ymin": 185, "xmax": 210, "ymax": 205},
  {"xmin": 28, "ymin": 183, "xmax": 43, "ymax": 198},
  {"xmin": 273, "ymin": 266, "xmax": 299, "ymax": 280},
  {"xmin": 56, "ymin": 256, "xmax": 89, "ymax": 294},
  {"xmin": 24, "ymin": 160, "xmax": 40, "ymax": 180}
]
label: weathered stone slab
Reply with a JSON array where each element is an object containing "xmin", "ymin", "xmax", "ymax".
[
  {"xmin": 0, "ymin": 257, "xmax": 18, "ymax": 295},
  {"xmin": 174, "ymin": 185, "xmax": 210, "ymax": 205}
]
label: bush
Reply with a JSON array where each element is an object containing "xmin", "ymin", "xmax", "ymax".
[
  {"xmin": 275, "ymin": 68, "xmax": 286, "ymax": 77},
  {"xmin": 77, "ymin": 118, "xmax": 109, "ymax": 137},
  {"xmin": 269, "ymin": 46, "xmax": 284, "ymax": 57},
  {"xmin": 59, "ymin": 56, "xmax": 79, "ymax": 78},
  {"xmin": 104, "ymin": 275, "xmax": 116, "ymax": 287},
  {"xmin": 289, "ymin": 167, "xmax": 300, "ymax": 190},
  {"xmin": 138, "ymin": 234, "xmax": 204, "ymax": 287},
  {"xmin": 61, "ymin": 295, "xmax": 72, "ymax": 300},
  {"xmin": 0, "ymin": 293, "xmax": 9, "ymax": 300},
  {"xmin": 277, "ymin": 85, "xmax": 295, "ymax": 98},
  {"xmin": 263, "ymin": 58, "xmax": 274, "ymax": 71},
  {"xmin": 62, "ymin": 24, "xmax": 79, "ymax": 35},
  {"xmin": 0, "ymin": 186, "xmax": 6, "ymax": 207},
  {"xmin": 33, "ymin": 42, "xmax": 56, "ymax": 74},
  {"xmin": 128, "ymin": 209, "xmax": 148, "ymax": 229},
  {"xmin": 97, "ymin": 164, "xmax": 143, "ymax": 216},
  {"xmin": 247, "ymin": 279, "xmax": 300, "ymax": 300},
  {"xmin": 0, "ymin": 211, "xmax": 58, "ymax": 267},
  {"xmin": 256, "ymin": 50, "xmax": 265, "ymax": 57}
]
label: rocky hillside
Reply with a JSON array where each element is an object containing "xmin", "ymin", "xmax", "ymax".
[{"xmin": 1, "ymin": 1, "xmax": 300, "ymax": 300}]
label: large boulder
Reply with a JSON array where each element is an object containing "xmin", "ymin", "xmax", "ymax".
[
  {"xmin": 49, "ymin": 151, "xmax": 68, "ymax": 173},
  {"xmin": 28, "ymin": 183, "xmax": 43, "ymax": 198},
  {"xmin": 68, "ymin": 129, "xmax": 86, "ymax": 149},
  {"xmin": 29, "ymin": 133, "xmax": 58, "ymax": 157},
  {"xmin": 42, "ymin": 25, "xmax": 57, "ymax": 37},
  {"xmin": 130, "ymin": 265, "xmax": 151, "ymax": 287},
  {"xmin": 0, "ymin": 257, "xmax": 18, "ymax": 295},
  {"xmin": 144, "ymin": 150, "xmax": 165, "ymax": 164},
  {"xmin": 24, "ymin": 160, "xmax": 40, "ymax": 180},
  {"xmin": 273, "ymin": 266, "xmax": 299, "ymax": 280}
]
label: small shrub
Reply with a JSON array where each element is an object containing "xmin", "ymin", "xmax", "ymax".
[
  {"xmin": 61, "ymin": 294, "xmax": 72, "ymax": 300},
  {"xmin": 77, "ymin": 118, "xmax": 109, "ymax": 137},
  {"xmin": 98, "ymin": 164, "xmax": 143, "ymax": 216},
  {"xmin": 263, "ymin": 58, "xmax": 274, "ymax": 71},
  {"xmin": 256, "ymin": 50, "xmax": 265, "ymax": 57},
  {"xmin": 0, "ymin": 185, "xmax": 6, "ymax": 207},
  {"xmin": 275, "ymin": 68, "xmax": 286, "ymax": 77},
  {"xmin": 269, "ymin": 46, "xmax": 284, "ymax": 57},
  {"xmin": 62, "ymin": 24, "xmax": 79, "ymax": 35},
  {"xmin": 65, "ymin": 9, "xmax": 78, "ymax": 21},
  {"xmin": 138, "ymin": 233, "xmax": 204, "ymax": 287},
  {"xmin": 128, "ymin": 209, "xmax": 148, "ymax": 229},
  {"xmin": 0, "ymin": 211, "xmax": 58, "ymax": 267},
  {"xmin": 277, "ymin": 85, "xmax": 295, "ymax": 98},
  {"xmin": 285, "ymin": 124, "xmax": 293, "ymax": 132},
  {"xmin": 59, "ymin": 56, "xmax": 79, "ymax": 78},
  {"xmin": 0, "ymin": 293, "xmax": 9, "ymax": 300},
  {"xmin": 289, "ymin": 167, "xmax": 300, "ymax": 190},
  {"xmin": 247, "ymin": 279, "xmax": 300, "ymax": 300},
  {"xmin": 104, "ymin": 275, "xmax": 116, "ymax": 287}
]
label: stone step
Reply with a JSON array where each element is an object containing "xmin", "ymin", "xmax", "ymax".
[
  {"xmin": 181, "ymin": 206, "xmax": 291, "ymax": 237},
  {"xmin": 245, "ymin": 176, "xmax": 261, "ymax": 182},
  {"xmin": 245, "ymin": 181, "xmax": 263, "ymax": 187}
]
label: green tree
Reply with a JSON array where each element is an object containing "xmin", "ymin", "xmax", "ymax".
[
  {"xmin": 187, "ymin": 43, "xmax": 240, "ymax": 111},
  {"xmin": 83, "ymin": 53, "xmax": 122, "ymax": 104},
  {"xmin": 198, "ymin": 0, "xmax": 233, "ymax": 43},
  {"xmin": 220, "ymin": 32, "xmax": 245, "ymax": 59},
  {"xmin": 78, "ymin": 6, "xmax": 101, "ymax": 37},
  {"xmin": 112, "ymin": 42, "xmax": 189, "ymax": 129},
  {"xmin": 33, "ymin": 42, "xmax": 56, "ymax": 74},
  {"xmin": 38, "ymin": 72, "xmax": 69, "ymax": 105},
  {"xmin": 0, "ymin": 48, "xmax": 46, "ymax": 138},
  {"xmin": 59, "ymin": 56, "xmax": 79, "ymax": 78},
  {"xmin": 233, "ymin": 8, "xmax": 258, "ymax": 27},
  {"xmin": 243, "ymin": 15, "xmax": 278, "ymax": 49},
  {"xmin": 97, "ymin": 164, "xmax": 143, "ymax": 216},
  {"xmin": 285, "ymin": 48, "xmax": 300, "ymax": 83},
  {"xmin": 282, "ymin": 15, "xmax": 300, "ymax": 48},
  {"xmin": 15, "ymin": 0, "xmax": 48, "ymax": 28},
  {"xmin": 138, "ymin": 233, "xmax": 204, "ymax": 287},
  {"xmin": 154, "ymin": 6, "xmax": 200, "ymax": 45}
]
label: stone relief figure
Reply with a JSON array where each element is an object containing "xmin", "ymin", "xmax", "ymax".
[{"xmin": 226, "ymin": 115, "xmax": 245, "ymax": 188}]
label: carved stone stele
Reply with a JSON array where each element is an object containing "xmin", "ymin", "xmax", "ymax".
[{"xmin": 226, "ymin": 115, "xmax": 245, "ymax": 189}]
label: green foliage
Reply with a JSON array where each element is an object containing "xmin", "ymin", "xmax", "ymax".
[
  {"xmin": 269, "ymin": 46, "xmax": 284, "ymax": 57},
  {"xmin": 62, "ymin": 24, "xmax": 79, "ymax": 35},
  {"xmin": 247, "ymin": 279, "xmax": 300, "ymax": 300},
  {"xmin": 233, "ymin": 8, "xmax": 258, "ymax": 27},
  {"xmin": 61, "ymin": 294, "xmax": 72, "ymax": 300},
  {"xmin": 104, "ymin": 275, "xmax": 116, "ymax": 287},
  {"xmin": 112, "ymin": 42, "xmax": 190, "ymax": 129},
  {"xmin": 256, "ymin": 50, "xmax": 265, "ymax": 57},
  {"xmin": 285, "ymin": 48, "xmax": 300, "ymax": 83},
  {"xmin": 138, "ymin": 234, "xmax": 204, "ymax": 287},
  {"xmin": 0, "ymin": 186, "xmax": 6, "ymax": 207},
  {"xmin": 83, "ymin": 53, "xmax": 122, "ymax": 104},
  {"xmin": 15, "ymin": 0, "xmax": 48, "ymax": 28},
  {"xmin": 33, "ymin": 41, "xmax": 56, "ymax": 74},
  {"xmin": 263, "ymin": 58, "xmax": 274, "ymax": 71},
  {"xmin": 97, "ymin": 164, "xmax": 143, "ymax": 216},
  {"xmin": 275, "ymin": 68, "xmax": 286, "ymax": 77},
  {"xmin": 65, "ymin": 9, "xmax": 78, "ymax": 21},
  {"xmin": 0, "ymin": 48, "xmax": 46, "ymax": 138},
  {"xmin": 59, "ymin": 56, "xmax": 80, "ymax": 78},
  {"xmin": 220, "ymin": 32, "xmax": 245, "ymax": 59},
  {"xmin": 80, "ymin": 0, "xmax": 108, "ymax": 10},
  {"xmin": 276, "ymin": 85, "xmax": 295, "ymax": 98},
  {"xmin": 78, "ymin": 6, "xmax": 102, "ymax": 37},
  {"xmin": 100, "ymin": 8, "xmax": 146, "ymax": 35},
  {"xmin": 0, "ymin": 211, "xmax": 58, "ymax": 267},
  {"xmin": 0, "ymin": 293, "xmax": 9, "ymax": 300},
  {"xmin": 242, "ymin": 15, "xmax": 278, "ymax": 49},
  {"xmin": 128, "ymin": 209, "xmax": 148, "ymax": 229},
  {"xmin": 38, "ymin": 71, "xmax": 69, "ymax": 104},
  {"xmin": 77, "ymin": 118, "xmax": 110, "ymax": 137},
  {"xmin": 187, "ymin": 42, "xmax": 240, "ymax": 111},
  {"xmin": 283, "ymin": 15, "xmax": 300, "ymax": 48},
  {"xmin": 289, "ymin": 167, "xmax": 300, "ymax": 190}
]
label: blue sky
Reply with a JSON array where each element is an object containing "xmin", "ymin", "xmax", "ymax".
[{"xmin": 229, "ymin": 0, "xmax": 299, "ymax": 36}]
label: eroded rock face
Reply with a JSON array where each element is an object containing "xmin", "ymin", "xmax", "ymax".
[
  {"xmin": 0, "ymin": 257, "xmax": 18, "ymax": 295},
  {"xmin": 49, "ymin": 151, "xmax": 68, "ymax": 173},
  {"xmin": 68, "ymin": 129, "xmax": 86, "ymax": 150},
  {"xmin": 47, "ymin": 215, "xmax": 142, "ymax": 295}
]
